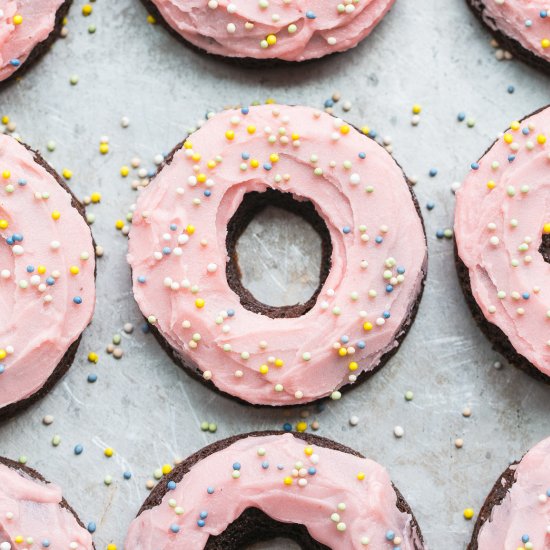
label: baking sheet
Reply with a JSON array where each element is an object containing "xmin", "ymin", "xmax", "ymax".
[{"xmin": 1, "ymin": 0, "xmax": 549, "ymax": 547}]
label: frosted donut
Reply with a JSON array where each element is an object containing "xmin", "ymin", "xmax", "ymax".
[
  {"xmin": 0, "ymin": 456, "xmax": 94, "ymax": 549},
  {"xmin": 469, "ymin": 436, "xmax": 550, "ymax": 549},
  {"xmin": 455, "ymin": 105, "xmax": 550, "ymax": 381},
  {"xmin": 0, "ymin": 135, "xmax": 96, "ymax": 418},
  {"xmin": 140, "ymin": 0, "xmax": 396, "ymax": 62},
  {"xmin": 467, "ymin": 0, "xmax": 550, "ymax": 73},
  {"xmin": 0, "ymin": 0, "xmax": 71, "ymax": 84},
  {"xmin": 125, "ymin": 431, "xmax": 425, "ymax": 549},
  {"xmin": 128, "ymin": 104, "xmax": 427, "ymax": 406}
]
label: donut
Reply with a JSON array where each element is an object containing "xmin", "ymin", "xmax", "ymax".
[
  {"xmin": 454, "ymin": 105, "xmax": 550, "ymax": 382},
  {"xmin": 140, "ymin": 0, "xmax": 396, "ymax": 63},
  {"xmin": 127, "ymin": 104, "xmax": 427, "ymax": 406},
  {"xmin": 467, "ymin": 0, "xmax": 550, "ymax": 73},
  {"xmin": 468, "ymin": 436, "xmax": 550, "ymax": 549},
  {"xmin": 0, "ymin": 456, "xmax": 94, "ymax": 549},
  {"xmin": 0, "ymin": 135, "xmax": 96, "ymax": 419},
  {"xmin": 125, "ymin": 431, "xmax": 425, "ymax": 549},
  {"xmin": 0, "ymin": 0, "xmax": 72, "ymax": 85}
]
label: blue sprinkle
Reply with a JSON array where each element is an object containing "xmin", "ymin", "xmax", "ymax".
[
  {"xmin": 436, "ymin": 229, "xmax": 445, "ymax": 239},
  {"xmin": 5, "ymin": 237, "xmax": 13, "ymax": 245},
  {"xmin": 457, "ymin": 112, "xmax": 466, "ymax": 122},
  {"xmin": 261, "ymin": 461, "xmax": 269, "ymax": 469},
  {"xmin": 204, "ymin": 190, "xmax": 211, "ymax": 197},
  {"xmin": 227, "ymin": 309, "xmax": 235, "ymax": 317},
  {"xmin": 162, "ymin": 246, "xmax": 172, "ymax": 255},
  {"xmin": 207, "ymin": 486, "xmax": 215, "ymax": 494},
  {"xmin": 383, "ymin": 311, "xmax": 391, "ymax": 319},
  {"xmin": 471, "ymin": 162, "xmax": 480, "ymax": 170},
  {"xmin": 429, "ymin": 168, "xmax": 438, "ymax": 177},
  {"xmin": 306, "ymin": 10, "xmax": 316, "ymax": 18},
  {"xmin": 10, "ymin": 59, "xmax": 21, "ymax": 67},
  {"xmin": 340, "ymin": 335, "xmax": 349, "ymax": 344},
  {"xmin": 142, "ymin": 322, "xmax": 150, "ymax": 333},
  {"xmin": 197, "ymin": 519, "xmax": 205, "ymax": 527},
  {"xmin": 508, "ymin": 155, "xmax": 516, "ymax": 162},
  {"xmin": 87, "ymin": 522, "xmax": 96, "ymax": 533},
  {"xmin": 522, "ymin": 292, "xmax": 530, "ymax": 299},
  {"xmin": 13, "ymin": 233, "xmax": 23, "ymax": 242},
  {"xmin": 232, "ymin": 462, "xmax": 241, "ymax": 471},
  {"xmin": 26, "ymin": 265, "xmax": 34, "ymax": 272},
  {"xmin": 200, "ymin": 511, "xmax": 208, "ymax": 519},
  {"xmin": 540, "ymin": 9, "xmax": 547, "ymax": 17},
  {"xmin": 170, "ymin": 524, "xmax": 180, "ymax": 533},
  {"xmin": 522, "ymin": 535, "xmax": 529, "ymax": 543},
  {"xmin": 343, "ymin": 226, "xmax": 351, "ymax": 234},
  {"xmin": 375, "ymin": 236, "xmax": 383, "ymax": 244},
  {"xmin": 137, "ymin": 275, "xmax": 147, "ymax": 283},
  {"xmin": 368, "ymin": 130, "xmax": 377, "ymax": 138},
  {"xmin": 525, "ymin": 19, "xmax": 533, "ymax": 27},
  {"xmin": 123, "ymin": 471, "xmax": 132, "ymax": 480},
  {"xmin": 507, "ymin": 85, "xmax": 515, "ymax": 94},
  {"xmin": 263, "ymin": 163, "xmax": 272, "ymax": 171},
  {"xmin": 426, "ymin": 201, "xmax": 435, "ymax": 210},
  {"xmin": 386, "ymin": 285, "xmax": 394, "ymax": 293},
  {"xmin": 241, "ymin": 107, "xmax": 249, "ymax": 115},
  {"xmin": 357, "ymin": 340, "xmax": 366, "ymax": 349},
  {"xmin": 277, "ymin": 464, "xmax": 284, "ymax": 470},
  {"xmin": 241, "ymin": 152, "xmax": 250, "ymax": 160},
  {"xmin": 522, "ymin": 127, "xmax": 530, "ymax": 135},
  {"xmin": 0, "ymin": 365, "xmax": 4, "ymax": 375},
  {"xmin": 87, "ymin": 373, "xmax": 97, "ymax": 383},
  {"xmin": 167, "ymin": 480, "xmax": 177, "ymax": 490},
  {"xmin": 18, "ymin": 178, "xmax": 27, "ymax": 186},
  {"xmin": 386, "ymin": 530, "xmax": 395, "ymax": 541},
  {"xmin": 546, "ymin": 488, "xmax": 550, "ymax": 497},
  {"xmin": 74, "ymin": 444, "xmax": 84, "ymax": 455},
  {"xmin": 169, "ymin": 223, "xmax": 177, "ymax": 231},
  {"xmin": 324, "ymin": 99, "xmax": 334, "ymax": 108},
  {"xmin": 42, "ymin": 541, "xmax": 50, "ymax": 548},
  {"xmin": 73, "ymin": 296, "xmax": 82, "ymax": 304},
  {"xmin": 283, "ymin": 422, "xmax": 292, "ymax": 432},
  {"xmin": 397, "ymin": 266, "xmax": 406, "ymax": 274},
  {"xmin": 308, "ymin": 467, "xmax": 316, "ymax": 475},
  {"xmin": 358, "ymin": 152, "xmax": 366, "ymax": 159}
]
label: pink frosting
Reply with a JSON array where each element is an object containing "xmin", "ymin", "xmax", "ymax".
[
  {"xmin": 476, "ymin": 436, "xmax": 550, "ymax": 548},
  {"xmin": 125, "ymin": 433, "xmax": 422, "ymax": 549},
  {"xmin": 454, "ymin": 106, "xmax": 550, "ymax": 376},
  {"xmin": 0, "ymin": 135, "xmax": 95, "ymax": 412},
  {"xmin": 149, "ymin": 0, "xmax": 395, "ymax": 62},
  {"xmin": 479, "ymin": 0, "xmax": 550, "ymax": 63},
  {"xmin": 128, "ymin": 105, "xmax": 426, "ymax": 405},
  {"xmin": 0, "ymin": 0, "xmax": 66, "ymax": 82},
  {"xmin": 0, "ymin": 461, "xmax": 93, "ymax": 548}
]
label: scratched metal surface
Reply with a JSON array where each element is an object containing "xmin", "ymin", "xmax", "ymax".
[{"xmin": 0, "ymin": 0, "xmax": 549, "ymax": 548}]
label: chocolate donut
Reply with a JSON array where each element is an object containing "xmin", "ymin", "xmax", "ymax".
[
  {"xmin": 126, "ymin": 431, "xmax": 425, "ymax": 549},
  {"xmin": 127, "ymin": 104, "xmax": 427, "ymax": 406},
  {"xmin": 0, "ymin": 135, "xmax": 96, "ymax": 419},
  {"xmin": 454, "ymin": 105, "xmax": 550, "ymax": 382},
  {"xmin": 139, "ymin": 0, "xmax": 396, "ymax": 63}
]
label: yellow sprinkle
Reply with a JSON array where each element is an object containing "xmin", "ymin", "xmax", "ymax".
[
  {"xmin": 363, "ymin": 321, "xmax": 373, "ymax": 331},
  {"xmin": 1, "ymin": 116, "xmax": 9, "ymax": 125},
  {"xmin": 191, "ymin": 152, "xmax": 201, "ymax": 162},
  {"xmin": 183, "ymin": 140, "xmax": 193, "ymax": 149},
  {"xmin": 291, "ymin": 133, "xmax": 300, "ymax": 141},
  {"xmin": 115, "ymin": 219, "xmax": 124, "ymax": 230},
  {"xmin": 541, "ymin": 38, "xmax": 550, "ymax": 49},
  {"xmin": 283, "ymin": 476, "xmax": 293, "ymax": 485},
  {"xmin": 357, "ymin": 472, "xmax": 365, "ymax": 480},
  {"xmin": 304, "ymin": 446, "xmax": 313, "ymax": 456},
  {"xmin": 296, "ymin": 421, "xmax": 307, "ymax": 432},
  {"xmin": 338, "ymin": 347, "xmax": 347, "ymax": 357},
  {"xmin": 265, "ymin": 98, "xmax": 276, "ymax": 104},
  {"xmin": 0, "ymin": 350, "xmax": 6, "ymax": 360},
  {"xmin": 361, "ymin": 126, "xmax": 370, "ymax": 135},
  {"xmin": 463, "ymin": 508, "xmax": 475, "ymax": 520},
  {"xmin": 503, "ymin": 133, "xmax": 513, "ymax": 144},
  {"xmin": 162, "ymin": 463, "xmax": 172, "ymax": 475},
  {"xmin": 13, "ymin": 14, "xmax": 23, "ymax": 25},
  {"xmin": 104, "ymin": 447, "xmax": 114, "ymax": 457},
  {"xmin": 99, "ymin": 143, "xmax": 109, "ymax": 154},
  {"xmin": 14, "ymin": 537, "xmax": 23, "ymax": 544},
  {"xmin": 195, "ymin": 298, "xmax": 205, "ymax": 309},
  {"xmin": 2, "ymin": 170, "xmax": 10, "ymax": 179},
  {"xmin": 487, "ymin": 180, "xmax": 496, "ymax": 190},
  {"xmin": 269, "ymin": 153, "xmax": 279, "ymax": 163},
  {"xmin": 82, "ymin": 4, "xmax": 92, "ymax": 16},
  {"xmin": 537, "ymin": 134, "xmax": 547, "ymax": 145},
  {"xmin": 412, "ymin": 104, "xmax": 422, "ymax": 114},
  {"xmin": 225, "ymin": 130, "xmax": 235, "ymax": 140},
  {"xmin": 0, "ymin": 219, "xmax": 8, "ymax": 229},
  {"xmin": 348, "ymin": 361, "xmax": 358, "ymax": 371},
  {"xmin": 250, "ymin": 159, "xmax": 259, "ymax": 168},
  {"xmin": 340, "ymin": 125, "xmax": 350, "ymax": 135},
  {"xmin": 91, "ymin": 192, "xmax": 101, "ymax": 203},
  {"xmin": 107, "ymin": 545, "xmax": 117, "ymax": 550},
  {"xmin": 146, "ymin": 14, "xmax": 156, "ymax": 24},
  {"xmin": 197, "ymin": 173, "xmax": 206, "ymax": 183},
  {"xmin": 88, "ymin": 352, "xmax": 99, "ymax": 363},
  {"xmin": 51, "ymin": 210, "xmax": 61, "ymax": 220},
  {"xmin": 266, "ymin": 34, "xmax": 277, "ymax": 46},
  {"xmin": 207, "ymin": 160, "xmax": 216, "ymax": 169},
  {"xmin": 259, "ymin": 364, "xmax": 269, "ymax": 374},
  {"xmin": 120, "ymin": 166, "xmax": 129, "ymax": 177},
  {"xmin": 37, "ymin": 265, "xmax": 46, "ymax": 274},
  {"xmin": 543, "ymin": 223, "xmax": 550, "ymax": 234},
  {"xmin": 70, "ymin": 265, "xmax": 80, "ymax": 275},
  {"xmin": 510, "ymin": 121, "xmax": 520, "ymax": 131},
  {"xmin": 274, "ymin": 358, "xmax": 284, "ymax": 367},
  {"xmin": 247, "ymin": 125, "xmax": 256, "ymax": 134},
  {"xmin": 186, "ymin": 224, "xmax": 195, "ymax": 235},
  {"xmin": 62, "ymin": 168, "xmax": 72, "ymax": 180}
]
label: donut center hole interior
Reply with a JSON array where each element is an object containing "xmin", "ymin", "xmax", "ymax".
[
  {"xmin": 245, "ymin": 539, "xmax": 301, "ymax": 549},
  {"xmin": 540, "ymin": 233, "xmax": 550, "ymax": 264},
  {"xmin": 226, "ymin": 189, "xmax": 332, "ymax": 318}
]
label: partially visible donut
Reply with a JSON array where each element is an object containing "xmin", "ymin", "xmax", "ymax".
[
  {"xmin": 0, "ymin": 456, "xmax": 94, "ymax": 549},
  {"xmin": 139, "ymin": 0, "xmax": 396, "ymax": 63},
  {"xmin": 0, "ymin": 135, "xmax": 96, "ymax": 418},
  {"xmin": 0, "ymin": 0, "xmax": 72, "ymax": 84},
  {"xmin": 125, "ymin": 431, "xmax": 425, "ymax": 549},
  {"xmin": 127, "ymin": 104, "xmax": 427, "ymax": 406},
  {"xmin": 467, "ymin": 0, "xmax": 550, "ymax": 73},
  {"xmin": 468, "ymin": 436, "xmax": 550, "ymax": 549},
  {"xmin": 454, "ymin": 105, "xmax": 550, "ymax": 382}
]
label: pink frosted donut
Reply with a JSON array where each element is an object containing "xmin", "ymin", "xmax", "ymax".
[
  {"xmin": 0, "ymin": 135, "xmax": 96, "ymax": 418},
  {"xmin": 0, "ymin": 457, "xmax": 94, "ymax": 549},
  {"xmin": 127, "ymin": 104, "xmax": 427, "ymax": 406},
  {"xmin": 126, "ymin": 431, "xmax": 425, "ymax": 549},
  {"xmin": 142, "ymin": 0, "xmax": 396, "ymax": 62},
  {"xmin": 455, "ymin": 106, "xmax": 550, "ymax": 381},
  {"xmin": 469, "ymin": 436, "xmax": 550, "ymax": 549},
  {"xmin": 467, "ymin": 0, "xmax": 550, "ymax": 73},
  {"xmin": 0, "ymin": 0, "xmax": 71, "ymax": 83}
]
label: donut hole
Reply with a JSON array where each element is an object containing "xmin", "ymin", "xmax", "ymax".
[
  {"xmin": 226, "ymin": 189, "xmax": 332, "ymax": 318},
  {"xmin": 539, "ymin": 233, "xmax": 550, "ymax": 264}
]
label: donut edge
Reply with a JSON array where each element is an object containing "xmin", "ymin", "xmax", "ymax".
[
  {"xmin": 0, "ymin": 139, "xmax": 97, "ymax": 421},
  {"xmin": 131, "ymin": 107, "xmax": 428, "ymax": 407},
  {"xmin": 454, "ymin": 103, "xmax": 550, "ymax": 385},
  {"xmin": 0, "ymin": 0, "xmax": 73, "ymax": 89},
  {"xmin": 466, "ymin": 460, "xmax": 520, "ymax": 550},
  {"xmin": 465, "ymin": 0, "xmax": 550, "ymax": 75},
  {"xmin": 132, "ymin": 430, "xmax": 425, "ymax": 549},
  {"xmin": 136, "ymin": 0, "xmax": 395, "ymax": 66},
  {"xmin": 0, "ymin": 455, "xmax": 96, "ymax": 548}
]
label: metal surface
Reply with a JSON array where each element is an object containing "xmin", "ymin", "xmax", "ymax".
[{"xmin": 1, "ymin": 0, "xmax": 549, "ymax": 548}]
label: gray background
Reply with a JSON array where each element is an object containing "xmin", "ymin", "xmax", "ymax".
[{"xmin": 1, "ymin": 0, "xmax": 549, "ymax": 548}]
